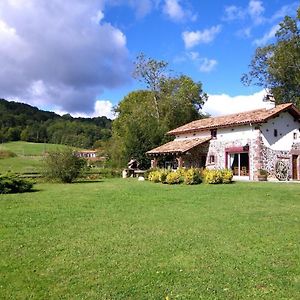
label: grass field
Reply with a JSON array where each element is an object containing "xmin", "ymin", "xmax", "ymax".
[
  {"xmin": 0, "ymin": 142, "xmax": 73, "ymax": 173},
  {"xmin": 0, "ymin": 179, "xmax": 299, "ymax": 299},
  {"xmin": 0, "ymin": 141, "xmax": 69, "ymax": 156}
]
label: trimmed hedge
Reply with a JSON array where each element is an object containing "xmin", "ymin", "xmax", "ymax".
[
  {"xmin": 148, "ymin": 168, "xmax": 233, "ymax": 185},
  {"xmin": 0, "ymin": 173, "xmax": 34, "ymax": 194}
]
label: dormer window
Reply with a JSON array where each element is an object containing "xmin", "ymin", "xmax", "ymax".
[
  {"xmin": 211, "ymin": 129, "xmax": 217, "ymax": 139},
  {"xmin": 274, "ymin": 129, "xmax": 278, "ymax": 137}
]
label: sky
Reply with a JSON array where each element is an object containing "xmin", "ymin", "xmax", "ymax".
[{"xmin": 0, "ymin": 0, "xmax": 298, "ymax": 119}]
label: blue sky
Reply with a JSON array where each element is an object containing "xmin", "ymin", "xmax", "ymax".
[{"xmin": 0, "ymin": 0, "xmax": 298, "ymax": 118}]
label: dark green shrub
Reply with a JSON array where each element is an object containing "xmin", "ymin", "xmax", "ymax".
[
  {"xmin": 0, "ymin": 173, "xmax": 34, "ymax": 194},
  {"xmin": 43, "ymin": 148, "xmax": 86, "ymax": 183}
]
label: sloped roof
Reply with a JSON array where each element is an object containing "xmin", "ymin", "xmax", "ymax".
[
  {"xmin": 146, "ymin": 137, "xmax": 211, "ymax": 155},
  {"xmin": 168, "ymin": 103, "xmax": 300, "ymax": 135}
]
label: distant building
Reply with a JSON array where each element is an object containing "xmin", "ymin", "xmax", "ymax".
[{"xmin": 76, "ymin": 150, "xmax": 105, "ymax": 162}]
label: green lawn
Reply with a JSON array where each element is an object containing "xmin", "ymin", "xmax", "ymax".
[
  {"xmin": 0, "ymin": 141, "xmax": 70, "ymax": 156},
  {"xmin": 0, "ymin": 142, "xmax": 74, "ymax": 173},
  {"xmin": 0, "ymin": 179, "xmax": 299, "ymax": 299}
]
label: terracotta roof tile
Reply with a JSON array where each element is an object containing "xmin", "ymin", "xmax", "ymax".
[
  {"xmin": 168, "ymin": 103, "xmax": 300, "ymax": 135},
  {"xmin": 146, "ymin": 137, "xmax": 211, "ymax": 155}
]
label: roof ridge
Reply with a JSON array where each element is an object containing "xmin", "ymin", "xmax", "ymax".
[{"xmin": 168, "ymin": 102, "xmax": 298, "ymax": 135}]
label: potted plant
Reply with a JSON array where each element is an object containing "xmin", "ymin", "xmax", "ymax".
[{"xmin": 257, "ymin": 169, "xmax": 268, "ymax": 181}]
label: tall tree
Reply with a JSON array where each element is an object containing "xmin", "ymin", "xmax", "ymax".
[
  {"xmin": 242, "ymin": 7, "xmax": 300, "ymax": 107},
  {"xmin": 110, "ymin": 55, "xmax": 208, "ymax": 168},
  {"xmin": 133, "ymin": 53, "xmax": 169, "ymax": 120}
]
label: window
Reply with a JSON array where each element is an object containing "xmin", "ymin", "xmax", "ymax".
[
  {"xmin": 294, "ymin": 132, "xmax": 297, "ymax": 140},
  {"xmin": 211, "ymin": 129, "xmax": 217, "ymax": 139},
  {"xmin": 209, "ymin": 155, "xmax": 215, "ymax": 164},
  {"xmin": 274, "ymin": 129, "xmax": 278, "ymax": 137}
]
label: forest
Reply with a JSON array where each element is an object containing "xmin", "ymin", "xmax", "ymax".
[{"xmin": 0, "ymin": 99, "xmax": 112, "ymax": 149}]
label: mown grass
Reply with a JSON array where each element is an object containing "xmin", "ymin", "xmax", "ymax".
[
  {"xmin": 0, "ymin": 179, "xmax": 299, "ymax": 299},
  {"xmin": 0, "ymin": 141, "xmax": 69, "ymax": 156},
  {"xmin": 0, "ymin": 142, "xmax": 74, "ymax": 173}
]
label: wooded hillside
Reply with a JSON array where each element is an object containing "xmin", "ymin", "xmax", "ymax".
[{"xmin": 0, "ymin": 99, "xmax": 112, "ymax": 148}]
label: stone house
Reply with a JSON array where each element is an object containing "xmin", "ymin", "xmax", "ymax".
[{"xmin": 146, "ymin": 103, "xmax": 300, "ymax": 181}]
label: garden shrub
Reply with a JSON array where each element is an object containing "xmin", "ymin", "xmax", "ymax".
[
  {"xmin": 159, "ymin": 169, "xmax": 171, "ymax": 183},
  {"xmin": 0, "ymin": 173, "xmax": 34, "ymax": 194},
  {"xmin": 43, "ymin": 148, "xmax": 86, "ymax": 183},
  {"xmin": 184, "ymin": 168, "xmax": 202, "ymax": 185},
  {"xmin": 202, "ymin": 169, "xmax": 233, "ymax": 184},
  {"xmin": 221, "ymin": 169, "xmax": 233, "ymax": 184},
  {"xmin": 165, "ymin": 171, "xmax": 182, "ymax": 184},
  {"xmin": 148, "ymin": 170, "xmax": 161, "ymax": 183}
]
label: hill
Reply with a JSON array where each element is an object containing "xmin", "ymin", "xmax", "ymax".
[
  {"xmin": 0, "ymin": 141, "xmax": 73, "ymax": 173},
  {"xmin": 0, "ymin": 99, "xmax": 112, "ymax": 148}
]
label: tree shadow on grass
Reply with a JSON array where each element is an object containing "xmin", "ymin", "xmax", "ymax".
[{"xmin": 74, "ymin": 180, "xmax": 104, "ymax": 184}]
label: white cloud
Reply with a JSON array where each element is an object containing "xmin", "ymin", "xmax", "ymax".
[
  {"xmin": 55, "ymin": 100, "xmax": 115, "ymax": 119},
  {"xmin": 223, "ymin": 5, "xmax": 245, "ymax": 21},
  {"xmin": 0, "ymin": 0, "xmax": 131, "ymax": 114},
  {"xmin": 163, "ymin": 0, "xmax": 196, "ymax": 22},
  {"xmin": 248, "ymin": 0, "xmax": 265, "ymax": 24},
  {"xmin": 130, "ymin": 0, "xmax": 153, "ymax": 18},
  {"xmin": 202, "ymin": 90, "xmax": 275, "ymax": 116},
  {"xmin": 199, "ymin": 58, "xmax": 217, "ymax": 73},
  {"xmin": 163, "ymin": 0, "xmax": 184, "ymax": 21},
  {"xmin": 94, "ymin": 100, "xmax": 115, "ymax": 119},
  {"xmin": 223, "ymin": 0, "xmax": 265, "ymax": 24},
  {"xmin": 182, "ymin": 25, "xmax": 221, "ymax": 48},
  {"xmin": 188, "ymin": 52, "xmax": 217, "ymax": 72},
  {"xmin": 253, "ymin": 24, "xmax": 280, "ymax": 46}
]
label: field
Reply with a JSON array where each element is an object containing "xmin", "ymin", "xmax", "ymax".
[
  {"xmin": 0, "ymin": 179, "xmax": 299, "ymax": 299},
  {"xmin": 0, "ymin": 141, "xmax": 73, "ymax": 173}
]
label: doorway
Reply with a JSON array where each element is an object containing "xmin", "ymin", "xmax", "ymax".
[
  {"xmin": 227, "ymin": 152, "xmax": 249, "ymax": 177},
  {"xmin": 292, "ymin": 155, "xmax": 298, "ymax": 180}
]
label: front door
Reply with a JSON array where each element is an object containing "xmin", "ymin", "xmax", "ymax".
[
  {"xmin": 227, "ymin": 152, "xmax": 249, "ymax": 177},
  {"xmin": 292, "ymin": 155, "xmax": 298, "ymax": 180}
]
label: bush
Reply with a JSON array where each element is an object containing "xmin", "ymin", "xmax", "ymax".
[
  {"xmin": 184, "ymin": 168, "xmax": 202, "ymax": 185},
  {"xmin": 165, "ymin": 171, "xmax": 182, "ymax": 184},
  {"xmin": 43, "ymin": 148, "xmax": 86, "ymax": 183},
  {"xmin": 148, "ymin": 170, "xmax": 161, "ymax": 183},
  {"xmin": 0, "ymin": 150, "xmax": 17, "ymax": 159},
  {"xmin": 0, "ymin": 173, "xmax": 34, "ymax": 194},
  {"xmin": 221, "ymin": 169, "xmax": 233, "ymax": 184},
  {"xmin": 202, "ymin": 169, "xmax": 233, "ymax": 184}
]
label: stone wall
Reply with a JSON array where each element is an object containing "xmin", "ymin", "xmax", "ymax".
[
  {"xmin": 207, "ymin": 138, "xmax": 256, "ymax": 178},
  {"xmin": 260, "ymin": 145, "xmax": 290, "ymax": 178}
]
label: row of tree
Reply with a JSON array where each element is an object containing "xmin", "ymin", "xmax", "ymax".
[{"xmin": 0, "ymin": 99, "xmax": 111, "ymax": 148}]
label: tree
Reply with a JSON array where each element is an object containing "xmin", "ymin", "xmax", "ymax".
[
  {"xmin": 43, "ymin": 148, "xmax": 86, "ymax": 183},
  {"xmin": 110, "ymin": 55, "xmax": 208, "ymax": 168},
  {"xmin": 133, "ymin": 53, "xmax": 169, "ymax": 121},
  {"xmin": 242, "ymin": 7, "xmax": 300, "ymax": 107}
]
